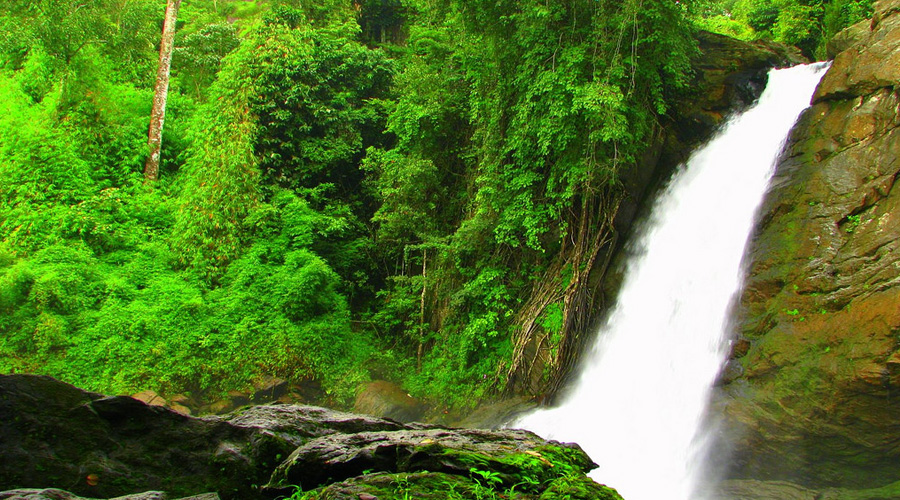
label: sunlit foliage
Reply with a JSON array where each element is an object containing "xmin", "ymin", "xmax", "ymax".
[{"xmin": 1, "ymin": 0, "xmax": 861, "ymax": 408}]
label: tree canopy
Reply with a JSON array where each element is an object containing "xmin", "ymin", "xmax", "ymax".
[
  {"xmin": 0, "ymin": 0, "xmax": 871, "ymax": 408},
  {"xmin": 696, "ymin": 0, "xmax": 874, "ymax": 57}
]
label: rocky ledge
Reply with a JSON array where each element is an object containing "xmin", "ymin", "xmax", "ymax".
[
  {"xmin": 0, "ymin": 374, "xmax": 620, "ymax": 500},
  {"xmin": 719, "ymin": 0, "xmax": 900, "ymax": 494}
]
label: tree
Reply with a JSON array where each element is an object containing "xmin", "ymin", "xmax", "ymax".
[
  {"xmin": 173, "ymin": 23, "xmax": 239, "ymax": 98},
  {"xmin": 145, "ymin": 0, "xmax": 182, "ymax": 182}
]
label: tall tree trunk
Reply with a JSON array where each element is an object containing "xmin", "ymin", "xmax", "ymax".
[
  {"xmin": 417, "ymin": 248, "xmax": 427, "ymax": 372},
  {"xmin": 144, "ymin": 0, "xmax": 181, "ymax": 182}
]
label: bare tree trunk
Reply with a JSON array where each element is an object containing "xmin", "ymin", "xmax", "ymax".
[
  {"xmin": 144, "ymin": 0, "xmax": 181, "ymax": 182},
  {"xmin": 417, "ymin": 248, "xmax": 427, "ymax": 372}
]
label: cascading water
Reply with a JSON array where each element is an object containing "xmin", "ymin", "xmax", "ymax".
[{"xmin": 515, "ymin": 62, "xmax": 830, "ymax": 500}]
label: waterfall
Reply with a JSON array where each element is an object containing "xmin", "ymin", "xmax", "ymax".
[{"xmin": 515, "ymin": 63, "xmax": 830, "ymax": 500}]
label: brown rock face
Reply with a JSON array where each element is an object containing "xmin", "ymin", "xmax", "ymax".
[
  {"xmin": 353, "ymin": 380, "xmax": 426, "ymax": 422},
  {"xmin": 721, "ymin": 0, "xmax": 900, "ymax": 489}
]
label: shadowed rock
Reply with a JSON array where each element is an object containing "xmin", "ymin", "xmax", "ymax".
[
  {"xmin": 353, "ymin": 380, "xmax": 426, "ymax": 422},
  {"xmin": 0, "ymin": 375, "xmax": 416, "ymax": 499},
  {"xmin": 0, "ymin": 490, "xmax": 218, "ymax": 500},
  {"xmin": 0, "ymin": 375, "xmax": 616, "ymax": 500},
  {"xmin": 266, "ymin": 427, "xmax": 593, "ymax": 491}
]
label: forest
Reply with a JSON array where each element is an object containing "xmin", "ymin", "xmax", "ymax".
[{"xmin": 0, "ymin": 0, "xmax": 874, "ymax": 410}]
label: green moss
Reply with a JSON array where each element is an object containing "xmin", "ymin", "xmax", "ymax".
[
  {"xmin": 540, "ymin": 474, "xmax": 624, "ymax": 500},
  {"xmin": 299, "ymin": 469, "xmax": 621, "ymax": 500},
  {"xmin": 825, "ymin": 479, "xmax": 900, "ymax": 500},
  {"xmin": 296, "ymin": 472, "xmax": 487, "ymax": 500}
]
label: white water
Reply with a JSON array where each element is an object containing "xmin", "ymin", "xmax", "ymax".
[{"xmin": 515, "ymin": 63, "xmax": 829, "ymax": 500}]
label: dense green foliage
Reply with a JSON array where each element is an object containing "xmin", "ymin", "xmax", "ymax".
[
  {"xmin": 0, "ymin": 0, "xmax": 870, "ymax": 408},
  {"xmin": 0, "ymin": 0, "xmax": 372, "ymax": 402},
  {"xmin": 367, "ymin": 0, "xmax": 697, "ymax": 404},
  {"xmin": 696, "ymin": 0, "xmax": 875, "ymax": 57}
]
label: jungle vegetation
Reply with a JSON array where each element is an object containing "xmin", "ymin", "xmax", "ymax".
[{"xmin": 0, "ymin": 0, "xmax": 873, "ymax": 409}]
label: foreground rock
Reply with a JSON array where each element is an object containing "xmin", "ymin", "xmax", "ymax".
[
  {"xmin": 0, "ymin": 491, "xmax": 217, "ymax": 500},
  {"xmin": 713, "ymin": 479, "xmax": 900, "ymax": 500},
  {"xmin": 268, "ymin": 426, "xmax": 591, "ymax": 490},
  {"xmin": 721, "ymin": 0, "xmax": 900, "ymax": 491},
  {"xmin": 353, "ymin": 380, "xmax": 425, "ymax": 422},
  {"xmin": 0, "ymin": 375, "xmax": 619, "ymax": 500}
]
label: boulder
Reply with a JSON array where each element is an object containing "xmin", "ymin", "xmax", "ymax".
[
  {"xmin": 292, "ymin": 472, "xmax": 622, "ymax": 500},
  {"xmin": 267, "ymin": 427, "xmax": 591, "ymax": 491},
  {"xmin": 813, "ymin": 2, "xmax": 900, "ymax": 101},
  {"xmin": 0, "ymin": 375, "xmax": 407, "ymax": 500},
  {"xmin": 266, "ymin": 428, "xmax": 620, "ymax": 500},
  {"xmin": 130, "ymin": 391, "xmax": 166, "ymax": 407},
  {"xmin": 719, "ymin": 0, "xmax": 900, "ymax": 490},
  {"xmin": 225, "ymin": 390, "xmax": 249, "ymax": 407},
  {"xmin": 0, "ymin": 490, "xmax": 218, "ymax": 500},
  {"xmin": 0, "ymin": 375, "xmax": 616, "ymax": 500},
  {"xmin": 353, "ymin": 380, "xmax": 425, "ymax": 422},
  {"xmin": 166, "ymin": 395, "xmax": 193, "ymax": 416},
  {"xmin": 251, "ymin": 376, "xmax": 288, "ymax": 403}
]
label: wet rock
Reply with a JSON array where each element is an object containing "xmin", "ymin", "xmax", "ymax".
[
  {"xmin": 226, "ymin": 390, "xmax": 250, "ymax": 408},
  {"xmin": 167, "ymin": 394, "xmax": 192, "ymax": 406},
  {"xmin": 301, "ymin": 380, "xmax": 327, "ymax": 401},
  {"xmin": 267, "ymin": 427, "xmax": 591, "ymax": 491},
  {"xmin": 0, "ymin": 375, "xmax": 402, "ymax": 500},
  {"xmin": 295, "ymin": 471, "xmax": 623, "ymax": 500},
  {"xmin": 814, "ymin": 0, "xmax": 900, "ymax": 101},
  {"xmin": 266, "ymin": 428, "xmax": 611, "ymax": 500},
  {"xmin": 201, "ymin": 399, "xmax": 232, "ymax": 415},
  {"xmin": 721, "ymin": 0, "xmax": 900, "ymax": 490},
  {"xmin": 2, "ymin": 375, "xmax": 611, "ymax": 500},
  {"xmin": 295, "ymin": 473, "xmax": 474, "ymax": 500},
  {"xmin": 166, "ymin": 395, "xmax": 193, "ymax": 416},
  {"xmin": 167, "ymin": 403, "xmax": 191, "ymax": 416},
  {"xmin": 716, "ymin": 360, "xmax": 744, "ymax": 386},
  {"xmin": 224, "ymin": 403, "xmax": 410, "ymax": 440},
  {"xmin": 729, "ymin": 338, "xmax": 752, "ymax": 359},
  {"xmin": 713, "ymin": 479, "xmax": 900, "ymax": 500},
  {"xmin": 199, "ymin": 391, "xmax": 255, "ymax": 416},
  {"xmin": 251, "ymin": 376, "xmax": 288, "ymax": 403},
  {"xmin": 274, "ymin": 386, "xmax": 316, "ymax": 405},
  {"xmin": 714, "ymin": 480, "xmax": 819, "ymax": 500},
  {"xmin": 825, "ymin": 19, "xmax": 869, "ymax": 59},
  {"xmin": 0, "ymin": 490, "xmax": 219, "ymax": 500},
  {"xmin": 353, "ymin": 380, "xmax": 425, "ymax": 422},
  {"xmin": 130, "ymin": 391, "xmax": 166, "ymax": 407},
  {"xmin": 452, "ymin": 396, "xmax": 537, "ymax": 429}
]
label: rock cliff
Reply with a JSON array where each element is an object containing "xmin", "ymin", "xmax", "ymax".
[
  {"xmin": 721, "ymin": 0, "xmax": 900, "ymax": 491},
  {"xmin": 0, "ymin": 374, "xmax": 618, "ymax": 500}
]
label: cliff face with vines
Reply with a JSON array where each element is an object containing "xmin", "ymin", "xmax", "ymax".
[{"xmin": 505, "ymin": 33, "xmax": 804, "ymax": 399}]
